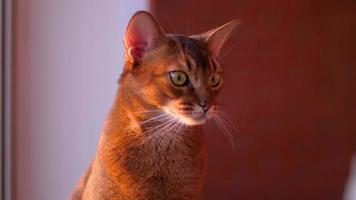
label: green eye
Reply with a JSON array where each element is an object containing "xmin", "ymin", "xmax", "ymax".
[
  {"xmin": 209, "ymin": 73, "xmax": 221, "ymax": 87},
  {"xmin": 169, "ymin": 71, "xmax": 188, "ymax": 86}
]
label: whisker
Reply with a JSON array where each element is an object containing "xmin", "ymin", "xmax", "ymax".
[
  {"xmin": 218, "ymin": 111, "xmax": 238, "ymax": 133},
  {"xmin": 140, "ymin": 113, "xmax": 170, "ymax": 125},
  {"xmin": 217, "ymin": 109, "xmax": 239, "ymax": 134},
  {"xmin": 152, "ymin": 120, "xmax": 175, "ymax": 138},
  {"xmin": 121, "ymin": 112, "xmax": 169, "ymax": 133},
  {"xmin": 147, "ymin": 119, "xmax": 177, "ymax": 139},
  {"xmin": 217, "ymin": 114, "xmax": 236, "ymax": 138},
  {"xmin": 212, "ymin": 113, "xmax": 235, "ymax": 149},
  {"xmin": 168, "ymin": 121, "xmax": 184, "ymax": 143},
  {"xmin": 215, "ymin": 116, "xmax": 234, "ymax": 142},
  {"xmin": 129, "ymin": 109, "xmax": 162, "ymax": 115},
  {"xmin": 144, "ymin": 117, "xmax": 176, "ymax": 137},
  {"xmin": 165, "ymin": 120, "xmax": 181, "ymax": 134}
]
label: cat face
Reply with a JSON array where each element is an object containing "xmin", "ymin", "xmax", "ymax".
[{"xmin": 121, "ymin": 11, "xmax": 239, "ymax": 126}]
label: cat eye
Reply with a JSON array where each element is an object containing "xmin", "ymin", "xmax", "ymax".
[
  {"xmin": 208, "ymin": 73, "xmax": 221, "ymax": 87},
  {"xmin": 169, "ymin": 71, "xmax": 188, "ymax": 86}
]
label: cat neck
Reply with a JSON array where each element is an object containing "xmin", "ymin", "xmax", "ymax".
[
  {"xmin": 99, "ymin": 88, "xmax": 205, "ymax": 151},
  {"xmin": 93, "ymin": 88, "xmax": 206, "ymax": 199}
]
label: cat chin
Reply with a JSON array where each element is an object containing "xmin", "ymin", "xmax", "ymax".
[
  {"xmin": 183, "ymin": 117, "xmax": 208, "ymax": 126},
  {"xmin": 163, "ymin": 107, "xmax": 207, "ymax": 126},
  {"xmin": 174, "ymin": 115, "xmax": 207, "ymax": 126}
]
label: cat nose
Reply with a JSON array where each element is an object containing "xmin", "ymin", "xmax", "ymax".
[{"xmin": 199, "ymin": 102, "xmax": 211, "ymax": 112}]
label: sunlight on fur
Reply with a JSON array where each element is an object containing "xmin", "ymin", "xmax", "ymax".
[{"xmin": 71, "ymin": 10, "xmax": 240, "ymax": 200}]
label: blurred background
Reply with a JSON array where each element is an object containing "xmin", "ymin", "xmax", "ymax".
[{"xmin": 2, "ymin": 0, "xmax": 356, "ymax": 199}]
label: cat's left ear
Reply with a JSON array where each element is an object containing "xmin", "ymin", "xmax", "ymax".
[
  {"xmin": 124, "ymin": 11, "xmax": 164, "ymax": 65},
  {"xmin": 192, "ymin": 19, "xmax": 241, "ymax": 58}
]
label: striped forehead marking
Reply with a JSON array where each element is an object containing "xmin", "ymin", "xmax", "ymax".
[{"xmin": 170, "ymin": 35, "xmax": 212, "ymax": 70}]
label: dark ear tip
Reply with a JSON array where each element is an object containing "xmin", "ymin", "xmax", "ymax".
[
  {"xmin": 131, "ymin": 10, "xmax": 155, "ymax": 20},
  {"xmin": 127, "ymin": 10, "xmax": 163, "ymax": 33}
]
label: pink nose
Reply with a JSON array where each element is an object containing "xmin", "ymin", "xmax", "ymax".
[{"xmin": 199, "ymin": 102, "xmax": 210, "ymax": 112}]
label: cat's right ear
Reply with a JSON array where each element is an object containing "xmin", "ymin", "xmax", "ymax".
[
  {"xmin": 124, "ymin": 11, "xmax": 164, "ymax": 68},
  {"xmin": 191, "ymin": 19, "xmax": 241, "ymax": 58}
]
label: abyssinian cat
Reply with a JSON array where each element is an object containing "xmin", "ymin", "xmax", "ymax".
[{"xmin": 71, "ymin": 11, "xmax": 239, "ymax": 200}]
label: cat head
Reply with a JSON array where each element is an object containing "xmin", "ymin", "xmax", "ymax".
[{"xmin": 120, "ymin": 11, "xmax": 239, "ymax": 126}]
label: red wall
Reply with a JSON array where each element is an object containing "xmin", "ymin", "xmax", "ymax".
[{"xmin": 151, "ymin": 0, "xmax": 356, "ymax": 199}]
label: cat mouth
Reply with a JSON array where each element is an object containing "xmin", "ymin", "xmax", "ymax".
[
  {"xmin": 163, "ymin": 105, "xmax": 209, "ymax": 126},
  {"xmin": 177, "ymin": 111, "xmax": 208, "ymax": 125},
  {"xmin": 189, "ymin": 112, "xmax": 207, "ymax": 119}
]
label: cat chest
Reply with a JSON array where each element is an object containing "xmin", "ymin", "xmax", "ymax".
[
  {"xmin": 106, "ymin": 137, "xmax": 204, "ymax": 199},
  {"xmin": 119, "ymin": 135, "xmax": 204, "ymax": 179}
]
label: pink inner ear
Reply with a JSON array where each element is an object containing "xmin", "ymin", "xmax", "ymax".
[
  {"xmin": 126, "ymin": 30, "xmax": 149, "ymax": 60},
  {"xmin": 128, "ymin": 47, "xmax": 145, "ymax": 60}
]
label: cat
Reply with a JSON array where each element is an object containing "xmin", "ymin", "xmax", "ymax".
[{"xmin": 71, "ymin": 10, "xmax": 239, "ymax": 200}]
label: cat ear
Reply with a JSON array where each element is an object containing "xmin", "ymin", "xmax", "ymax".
[
  {"xmin": 192, "ymin": 19, "xmax": 241, "ymax": 58},
  {"xmin": 124, "ymin": 11, "xmax": 164, "ymax": 64}
]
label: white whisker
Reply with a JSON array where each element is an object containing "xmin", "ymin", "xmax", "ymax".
[
  {"xmin": 129, "ymin": 109, "xmax": 162, "ymax": 115},
  {"xmin": 144, "ymin": 117, "xmax": 176, "ymax": 137},
  {"xmin": 211, "ymin": 111, "xmax": 237, "ymax": 149},
  {"xmin": 218, "ymin": 111, "xmax": 238, "ymax": 134},
  {"xmin": 140, "ymin": 113, "xmax": 170, "ymax": 125}
]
